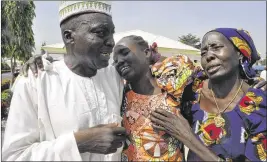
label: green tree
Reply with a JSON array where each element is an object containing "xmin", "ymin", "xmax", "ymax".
[
  {"xmin": 1, "ymin": 1, "xmax": 36, "ymax": 84},
  {"xmin": 1, "ymin": 1, "xmax": 9, "ymax": 59},
  {"xmin": 178, "ymin": 33, "xmax": 201, "ymax": 49}
]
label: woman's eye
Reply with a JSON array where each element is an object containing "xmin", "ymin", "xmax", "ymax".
[
  {"xmin": 213, "ymin": 46, "xmax": 223, "ymax": 50},
  {"xmin": 122, "ymin": 51, "xmax": 129, "ymax": 56},
  {"xmin": 201, "ymin": 51, "xmax": 206, "ymax": 56},
  {"xmin": 120, "ymin": 49, "xmax": 130, "ymax": 56},
  {"xmin": 95, "ymin": 30, "xmax": 105, "ymax": 37}
]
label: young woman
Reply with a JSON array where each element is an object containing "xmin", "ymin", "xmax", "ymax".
[{"xmin": 112, "ymin": 35, "xmax": 197, "ymax": 161}]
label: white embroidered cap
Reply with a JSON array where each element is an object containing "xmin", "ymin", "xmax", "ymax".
[{"xmin": 59, "ymin": 1, "xmax": 112, "ymax": 24}]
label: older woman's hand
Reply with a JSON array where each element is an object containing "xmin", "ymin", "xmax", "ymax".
[
  {"xmin": 150, "ymin": 108, "xmax": 194, "ymax": 144},
  {"xmin": 151, "ymin": 108, "xmax": 222, "ymax": 161}
]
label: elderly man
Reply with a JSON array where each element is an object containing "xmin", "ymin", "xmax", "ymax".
[{"xmin": 2, "ymin": 1, "xmax": 126, "ymax": 161}]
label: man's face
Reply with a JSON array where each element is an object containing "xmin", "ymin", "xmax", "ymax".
[{"xmin": 64, "ymin": 13, "xmax": 115, "ymax": 70}]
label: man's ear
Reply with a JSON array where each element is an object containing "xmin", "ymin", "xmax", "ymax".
[{"xmin": 63, "ymin": 30, "xmax": 74, "ymax": 45}]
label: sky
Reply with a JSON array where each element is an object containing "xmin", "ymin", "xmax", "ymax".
[{"xmin": 33, "ymin": 1, "xmax": 266, "ymax": 57}]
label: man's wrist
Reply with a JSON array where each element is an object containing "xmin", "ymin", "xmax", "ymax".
[{"xmin": 73, "ymin": 128, "xmax": 94, "ymax": 146}]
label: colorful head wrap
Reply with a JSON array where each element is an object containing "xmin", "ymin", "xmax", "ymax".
[
  {"xmin": 151, "ymin": 55, "xmax": 196, "ymax": 102},
  {"xmin": 209, "ymin": 28, "xmax": 261, "ymax": 79}
]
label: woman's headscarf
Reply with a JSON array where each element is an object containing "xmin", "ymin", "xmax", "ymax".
[
  {"xmin": 151, "ymin": 55, "xmax": 196, "ymax": 102},
  {"xmin": 209, "ymin": 28, "xmax": 261, "ymax": 79}
]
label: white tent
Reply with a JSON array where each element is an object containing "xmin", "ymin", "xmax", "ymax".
[
  {"xmin": 114, "ymin": 30, "xmax": 199, "ymax": 51},
  {"xmin": 43, "ymin": 43, "xmax": 65, "ymax": 49},
  {"xmin": 41, "ymin": 29, "xmax": 200, "ymax": 60},
  {"xmin": 41, "ymin": 43, "xmax": 65, "ymax": 54}
]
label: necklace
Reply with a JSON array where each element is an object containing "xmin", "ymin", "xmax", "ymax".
[{"xmin": 211, "ymin": 80, "xmax": 244, "ymax": 127}]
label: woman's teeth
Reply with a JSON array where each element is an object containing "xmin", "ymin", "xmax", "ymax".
[
  {"xmin": 121, "ymin": 66, "xmax": 130, "ymax": 73},
  {"xmin": 122, "ymin": 67, "xmax": 129, "ymax": 71},
  {"xmin": 101, "ymin": 53, "xmax": 110, "ymax": 56}
]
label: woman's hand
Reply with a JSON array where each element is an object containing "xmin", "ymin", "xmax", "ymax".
[
  {"xmin": 150, "ymin": 108, "xmax": 193, "ymax": 144},
  {"xmin": 150, "ymin": 108, "xmax": 220, "ymax": 161},
  {"xmin": 20, "ymin": 55, "xmax": 44, "ymax": 77},
  {"xmin": 20, "ymin": 55, "xmax": 54, "ymax": 77}
]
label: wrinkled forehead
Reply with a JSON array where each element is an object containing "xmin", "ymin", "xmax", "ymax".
[
  {"xmin": 201, "ymin": 31, "xmax": 232, "ymax": 47},
  {"xmin": 70, "ymin": 12, "xmax": 114, "ymax": 29}
]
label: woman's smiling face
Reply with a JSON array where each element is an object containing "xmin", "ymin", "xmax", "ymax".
[{"xmin": 113, "ymin": 37, "xmax": 150, "ymax": 82}]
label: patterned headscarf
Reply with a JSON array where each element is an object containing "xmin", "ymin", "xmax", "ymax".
[
  {"xmin": 151, "ymin": 55, "xmax": 196, "ymax": 102},
  {"xmin": 209, "ymin": 28, "xmax": 261, "ymax": 79}
]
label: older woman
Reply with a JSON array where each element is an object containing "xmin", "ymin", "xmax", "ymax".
[{"xmin": 151, "ymin": 28, "xmax": 266, "ymax": 161}]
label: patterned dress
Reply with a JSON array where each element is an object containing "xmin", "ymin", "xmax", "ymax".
[
  {"xmin": 188, "ymin": 80, "xmax": 267, "ymax": 161},
  {"xmin": 120, "ymin": 55, "xmax": 197, "ymax": 161},
  {"xmin": 121, "ymin": 90, "xmax": 184, "ymax": 161}
]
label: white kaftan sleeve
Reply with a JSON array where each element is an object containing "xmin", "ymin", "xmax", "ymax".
[{"xmin": 2, "ymin": 71, "xmax": 82, "ymax": 161}]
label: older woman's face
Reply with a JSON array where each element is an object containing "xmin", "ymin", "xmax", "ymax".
[
  {"xmin": 113, "ymin": 38, "xmax": 150, "ymax": 81},
  {"xmin": 200, "ymin": 32, "xmax": 240, "ymax": 80}
]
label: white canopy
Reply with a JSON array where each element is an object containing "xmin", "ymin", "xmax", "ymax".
[
  {"xmin": 41, "ymin": 29, "xmax": 200, "ymax": 56},
  {"xmin": 43, "ymin": 43, "xmax": 65, "ymax": 49},
  {"xmin": 114, "ymin": 30, "xmax": 200, "ymax": 51}
]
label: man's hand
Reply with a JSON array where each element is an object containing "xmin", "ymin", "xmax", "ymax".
[
  {"xmin": 20, "ymin": 54, "xmax": 53, "ymax": 77},
  {"xmin": 74, "ymin": 123, "xmax": 126, "ymax": 154}
]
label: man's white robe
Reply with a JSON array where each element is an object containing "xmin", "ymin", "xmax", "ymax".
[{"xmin": 2, "ymin": 60, "xmax": 124, "ymax": 161}]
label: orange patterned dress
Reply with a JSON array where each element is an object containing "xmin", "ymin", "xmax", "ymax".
[
  {"xmin": 121, "ymin": 90, "xmax": 184, "ymax": 161},
  {"xmin": 121, "ymin": 55, "xmax": 198, "ymax": 161}
]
